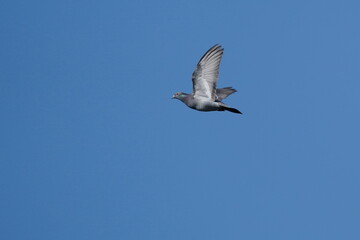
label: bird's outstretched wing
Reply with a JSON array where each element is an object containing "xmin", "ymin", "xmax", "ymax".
[
  {"xmin": 215, "ymin": 87, "xmax": 237, "ymax": 101},
  {"xmin": 192, "ymin": 45, "xmax": 224, "ymax": 101}
]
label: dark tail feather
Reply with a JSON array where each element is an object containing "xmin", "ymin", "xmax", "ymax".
[
  {"xmin": 225, "ymin": 107, "xmax": 242, "ymax": 114},
  {"xmin": 219, "ymin": 105, "xmax": 242, "ymax": 114}
]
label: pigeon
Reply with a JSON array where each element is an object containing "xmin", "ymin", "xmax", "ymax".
[{"xmin": 172, "ymin": 44, "xmax": 242, "ymax": 114}]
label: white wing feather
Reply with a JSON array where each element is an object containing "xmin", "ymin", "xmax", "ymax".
[{"xmin": 192, "ymin": 45, "xmax": 224, "ymax": 101}]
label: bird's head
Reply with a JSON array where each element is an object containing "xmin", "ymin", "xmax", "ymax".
[{"xmin": 172, "ymin": 92, "xmax": 187, "ymax": 100}]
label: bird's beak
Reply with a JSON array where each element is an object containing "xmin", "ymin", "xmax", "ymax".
[{"xmin": 171, "ymin": 95, "xmax": 175, "ymax": 99}]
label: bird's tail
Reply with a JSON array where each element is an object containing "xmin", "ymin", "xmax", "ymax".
[{"xmin": 219, "ymin": 104, "xmax": 242, "ymax": 114}]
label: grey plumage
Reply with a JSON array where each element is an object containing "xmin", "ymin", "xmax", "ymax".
[
  {"xmin": 172, "ymin": 45, "xmax": 242, "ymax": 114},
  {"xmin": 216, "ymin": 87, "xmax": 237, "ymax": 101}
]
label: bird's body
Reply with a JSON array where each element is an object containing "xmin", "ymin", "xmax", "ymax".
[
  {"xmin": 175, "ymin": 92, "xmax": 239, "ymax": 113},
  {"xmin": 172, "ymin": 44, "xmax": 242, "ymax": 114}
]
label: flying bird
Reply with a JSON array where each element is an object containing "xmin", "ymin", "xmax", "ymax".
[{"xmin": 172, "ymin": 44, "xmax": 242, "ymax": 114}]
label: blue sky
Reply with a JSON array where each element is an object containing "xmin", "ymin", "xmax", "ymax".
[{"xmin": 1, "ymin": 0, "xmax": 360, "ymax": 239}]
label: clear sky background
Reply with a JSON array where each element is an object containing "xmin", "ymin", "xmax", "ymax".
[{"xmin": 1, "ymin": 0, "xmax": 360, "ymax": 239}]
